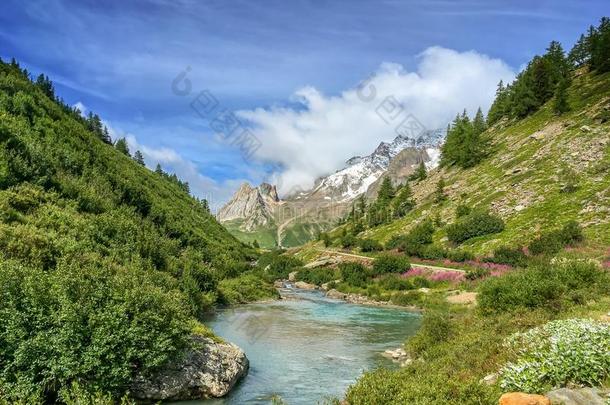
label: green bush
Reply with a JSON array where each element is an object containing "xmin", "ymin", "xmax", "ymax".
[
  {"xmin": 418, "ymin": 244, "xmax": 447, "ymax": 260},
  {"xmin": 0, "ymin": 260, "xmax": 191, "ymax": 401},
  {"xmin": 389, "ymin": 220, "xmax": 436, "ymax": 257},
  {"xmin": 385, "ymin": 234, "xmax": 409, "ymax": 251},
  {"xmin": 358, "ymin": 238, "xmax": 383, "ymax": 252},
  {"xmin": 446, "ymin": 211, "xmax": 505, "ymax": 244},
  {"xmin": 339, "ymin": 262, "xmax": 371, "ymax": 287},
  {"xmin": 257, "ymin": 252, "xmax": 302, "ymax": 282},
  {"xmin": 378, "ymin": 274, "xmax": 414, "ymax": 291},
  {"xmin": 296, "ymin": 267, "xmax": 339, "ymax": 286},
  {"xmin": 340, "ymin": 234, "xmax": 357, "ymax": 248},
  {"xmin": 465, "ymin": 267, "xmax": 490, "ymax": 280},
  {"xmin": 528, "ymin": 221, "xmax": 584, "ymax": 256},
  {"xmin": 218, "ymin": 273, "xmax": 279, "ymax": 305},
  {"xmin": 455, "ymin": 204, "xmax": 471, "ymax": 218},
  {"xmin": 446, "ymin": 249, "xmax": 474, "ymax": 262},
  {"xmin": 372, "ymin": 254, "xmax": 411, "ymax": 276},
  {"xmin": 500, "ymin": 319, "xmax": 610, "ymax": 393},
  {"xmin": 407, "ymin": 311, "xmax": 452, "ymax": 356},
  {"xmin": 485, "ymin": 246, "xmax": 528, "ymax": 267},
  {"xmin": 478, "ymin": 260, "xmax": 609, "ymax": 314}
]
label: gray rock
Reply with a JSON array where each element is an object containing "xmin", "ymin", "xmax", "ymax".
[
  {"xmin": 288, "ymin": 271, "xmax": 298, "ymax": 281},
  {"xmin": 131, "ymin": 335, "xmax": 249, "ymax": 401},
  {"xmin": 546, "ymin": 387, "xmax": 605, "ymax": 405},
  {"xmin": 326, "ymin": 289, "xmax": 347, "ymax": 300},
  {"xmin": 294, "ymin": 281, "xmax": 317, "ymax": 290},
  {"xmin": 479, "ymin": 373, "xmax": 498, "ymax": 386}
]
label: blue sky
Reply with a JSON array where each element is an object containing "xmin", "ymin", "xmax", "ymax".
[{"xmin": 1, "ymin": 0, "xmax": 606, "ymax": 208}]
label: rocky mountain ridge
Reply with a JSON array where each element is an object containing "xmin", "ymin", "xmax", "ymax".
[{"xmin": 218, "ymin": 129, "xmax": 446, "ymax": 247}]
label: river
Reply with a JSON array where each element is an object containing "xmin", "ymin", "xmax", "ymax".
[{"xmin": 184, "ymin": 288, "xmax": 421, "ymax": 405}]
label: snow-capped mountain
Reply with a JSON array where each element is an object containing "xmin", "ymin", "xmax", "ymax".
[
  {"xmin": 300, "ymin": 128, "xmax": 445, "ymax": 202},
  {"xmin": 218, "ymin": 128, "xmax": 446, "ymax": 243}
]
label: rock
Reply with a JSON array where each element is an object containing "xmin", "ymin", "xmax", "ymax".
[
  {"xmin": 546, "ymin": 388, "xmax": 605, "ymax": 405},
  {"xmin": 480, "ymin": 373, "xmax": 498, "ymax": 386},
  {"xmin": 418, "ymin": 287, "xmax": 431, "ymax": 294},
  {"xmin": 131, "ymin": 335, "xmax": 249, "ymax": 401},
  {"xmin": 499, "ymin": 393, "xmax": 551, "ymax": 405},
  {"xmin": 515, "ymin": 204, "xmax": 525, "ymax": 212},
  {"xmin": 288, "ymin": 271, "xmax": 298, "ymax": 281},
  {"xmin": 580, "ymin": 125, "xmax": 592, "ymax": 132},
  {"xmin": 304, "ymin": 258, "xmax": 334, "ymax": 269},
  {"xmin": 326, "ymin": 289, "xmax": 347, "ymax": 300},
  {"xmin": 294, "ymin": 281, "xmax": 317, "ymax": 290},
  {"xmin": 446, "ymin": 292, "xmax": 478, "ymax": 305},
  {"xmin": 273, "ymin": 280, "xmax": 284, "ymax": 288},
  {"xmin": 529, "ymin": 131, "xmax": 545, "ymax": 141}
]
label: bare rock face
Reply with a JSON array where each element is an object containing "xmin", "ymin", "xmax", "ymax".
[
  {"xmin": 217, "ymin": 182, "xmax": 279, "ymax": 231},
  {"xmin": 131, "ymin": 336, "xmax": 249, "ymax": 401}
]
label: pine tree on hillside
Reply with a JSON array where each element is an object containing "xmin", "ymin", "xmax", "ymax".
[
  {"xmin": 590, "ymin": 17, "xmax": 610, "ymax": 73},
  {"xmin": 553, "ymin": 77, "xmax": 571, "ymax": 115},
  {"xmin": 392, "ymin": 182, "xmax": 415, "ymax": 218},
  {"xmin": 35, "ymin": 74, "xmax": 54, "ymax": 99},
  {"xmin": 356, "ymin": 194, "xmax": 367, "ymax": 217},
  {"xmin": 472, "ymin": 107, "xmax": 487, "ymax": 135},
  {"xmin": 252, "ymin": 239, "xmax": 260, "ymax": 249},
  {"xmin": 134, "ymin": 150, "xmax": 145, "ymax": 166},
  {"xmin": 155, "ymin": 163, "xmax": 164, "ymax": 175},
  {"xmin": 377, "ymin": 177, "xmax": 395, "ymax": 204},
  {"xmin": 409, "ymin": 160, "xmax": 427, "ymax": 182},
  {"xmin": 568, "ymin": 34, "xmax": 590, "ymax": 67},
  {"xmin": 434, "ymin": 178, "xmax": 447, "ymax": 203},
  {"xmin": 115, "ymin": 138, "xmax": 130, "ymax": 157},
  {"xmin": 101, "ymin": 126, "xmax": 112, "ymax": 144},
  {"xmin": 200, "ymin": 198, "xmax": 210, "ymax": 213},
  {"xmin": 487, "ymin": 81, "xmax": 510, "ymax": 125}
]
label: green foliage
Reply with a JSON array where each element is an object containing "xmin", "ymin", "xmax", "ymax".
[
  {"xmin": 296, "ymin": 267, "xmax": 339, "ymax": 286},
  {"xmin": 407, "ymin": 311, "xmax": 452, "ymax": 357},
  {"xmin": 114, "ymin": 137, "xmax": 130, "ymax": 157},
  {"xmin": 377, "ymin": 274, "xmax": 414, "ymax": 291},
  {"xmin": 455, "ymin": 204, "xmax": 471, "ymax": 218},
  {"xmin": 372, "ymin": 253, "xmax": 410, "ymax": 276},
  {"xmin": 485, "ymin": 246, "xmax": 528, "ymax": 267},
  {"xmin": 500, "ymin": 319, "xmax": 610, "ymax": 393},
  {"xmin": 408, "ymin": 161, "xmax": 427, "ymax": 182},
  {"xmin": 218, "ymin": 273, "xmax": 279, "ymax": 305},
  {"xmin": 0, "ymin": 260, "xmax": 191, "ymax": 401},
  {"xmin": 552, "ymin": 77, "xmax": 571, "ymax": 115},
  {"xmin": 358, "ymin": 238, "xmax": 383, "ymax": 252},
  {"xmin": 440, "ymin": 109, "xmax": 487, "ymax": 168},
  {"xmin": 0, "ymin": 59, "xmax": 260, "ymax": 401},
  {"xmin": 391, "ymin": 182, "xmax": 415, "ymax": 218},
  {"xmin": 446, "ymin": 211, "xmax": 505, "ymax": 244},
  {"xmin": 339, "ymin": 262, "xmax": 371, "ymax": 288},
  {"xmin": 528, "ymin": 221, "xmax": 583, "ymax": 255},
  {"xmin": 446, "ymin": 249, "xmax": 474, "ymax": 262},
  {"xmin": 340, "ymin": 233, "xmax": 357, "ymax": 248},
  {"xmin": 433, "ymin": 178, "xmax": 446, "ymax": 203},
  {"xmin": 257, "ymin": 251, "xmax": 302, "ymax": 282},
  {"xmin": 478, "ymin": 260, "xmax": 609, "ymax": 314}
]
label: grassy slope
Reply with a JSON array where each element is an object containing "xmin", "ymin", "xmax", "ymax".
[{"xmin": 363, "ymin": 70, "xmax": 610, "ymax": 259}]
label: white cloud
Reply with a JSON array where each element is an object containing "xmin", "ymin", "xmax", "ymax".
[
  {"xmin": 104, "ymin": 122, "xmax": 245, "ymax": 212},
  {"xmin": 237, "ymin": 46, "xmax": 515, "ymax": 195}
]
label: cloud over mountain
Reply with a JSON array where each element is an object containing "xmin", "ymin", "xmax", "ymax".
[{"xmin": 238, "ymin": 46, "xmax": 515, "ymax": 195}]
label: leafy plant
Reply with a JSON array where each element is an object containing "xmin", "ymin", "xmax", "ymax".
[{"xmin": 446, "ymin": 211, "xmax": 505, "ymax": 244}]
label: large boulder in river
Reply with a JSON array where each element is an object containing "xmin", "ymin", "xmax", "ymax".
[{"xmin": 131, "ymin": 335, "xmax": 249, "ymax": 401}]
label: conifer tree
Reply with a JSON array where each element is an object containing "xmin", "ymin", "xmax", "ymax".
[
  {"xmin": 155, "ymin": 163, "xmax": 164, "ymax": 175},
  {"xmin": 252, "ymin": 239, "xmax": 260, "ymax": 249},
  {"xmin": 434, "ymin": 178, "xmax": 447, "ymax": 203},
  {"xmin": 115, "ymin": 138, "xmax": 130, "ymax": 157},
  {"xmin": 472, "ymin": 107, "xmax": 487, "ymax": 135},
  {"xmin": 409, "ymin": 160, "xmax": 427, "ymax": 181},
  {"xmin": 553, "ymin": 78, "xmax": 571, "ymax": 115},
  {"xmin": 134, "ymin": 150, "xmax": 145, "ymax": 166},
  {"xmin": 377, "ymin": 177, "xmax": 395, "ymax": 205},
  {"xmin": 200, "ymin": 198, "xmax": 210, "ymax": 213},
  {"xmin": 392, "ymin": 182, "xmax": 415, "ymax": 218}
]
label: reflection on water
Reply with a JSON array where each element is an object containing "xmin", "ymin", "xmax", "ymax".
[{"xmin": 179, "ymin": 288, "xmax": 420, "ymax": 405}]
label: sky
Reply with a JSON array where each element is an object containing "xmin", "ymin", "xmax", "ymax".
[{"xmin": 1, "ymin": 0, "xmax": 606, "ymax": 210}]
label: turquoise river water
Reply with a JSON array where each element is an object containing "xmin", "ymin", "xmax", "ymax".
[{"xmin": 180, "ymin": 288, "xmax": 421, "ymax": 405}]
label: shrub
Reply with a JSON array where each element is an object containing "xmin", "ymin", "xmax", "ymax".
[
  {"xmin": 385, "ymin": 234, "xmax": 409, "ymax": 251},
  {"xmin": 257, "ymin": 253, "xmax": 302, "ymax": 281},
  {"xmin": 378, "ymin": 274, "xmax": 414, "ymax": 291},
  {"xmin": 446, "ymin": 249, "xmax": 474, "ymax": 262},
  {"xmin": 418, "ymin": 245, "xmax": 447, "ymax": 260},
  {"xmin": 218, "ymin": 273, "xmax": 279, "ymax": 304},
  {"xmin": 465, "ymin": 267, "xmax": 490, "ymax": 280},
  {"xmin": 485, "ymin": 246, "xmax": 528, "ymax": 267},
  {"xmin": 455, "ymin": 204, "xmax": 471, "ymax": 218},
  {"xmin": 500, "ymin": 319, "xmax": 610, "ymax": 393},
  {"xmin": 297, "ymin": 267, "xmax": 339, "ymax": 286},
  {"xmin": 339, "ymin": 262, "xmax": 371, "ymax": 287},
  {"xmin": 372, "ymin": 254, "xmax": 411, "ymax": 276},
  {"xmin": 446, "ymin": 211, "xmax": 505, "ymax": 244},
  {"xmin": 478, "ymin": 260, "xmax": 609, "ymax": 314},
  {"xmin": 528, "ymin": 221, "xmax": 584, "ymax": 256},
  {"xmin": 359, "ymin": 238, "xmax": 383, "ymax": 252},
  {"xmin": 407, "ymin": 311, "xmax": 452, "ymax": 356},
  {"xmin": 340, "ymin": 234, "xmax": 357, "ymax": 248},
  {"xmin": 0, "ymin": 260, "xmax": 191, "ymax": 401}
]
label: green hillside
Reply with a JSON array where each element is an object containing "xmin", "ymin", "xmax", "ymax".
[
  {"xmin": 330, "ymin": 68, "xmax": 610, "ymax": 261},
  {"xmin": 0, "ymin": 59, "xmax": 264, "ymax": 402}
]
